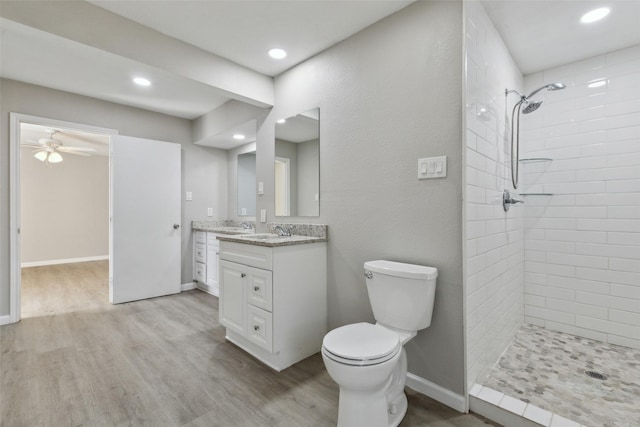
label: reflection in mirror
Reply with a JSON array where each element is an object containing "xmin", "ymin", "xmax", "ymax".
[
  {"xmin": 237, "ymin": 151, "xmax": 256, "ymax": 216},
  {"xmin": 274, "ymin": 108, "xmax": 319, "ymax": 217}
]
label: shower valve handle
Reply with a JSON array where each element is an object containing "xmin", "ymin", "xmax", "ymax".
[{"xmin": 503, "ymin": 190, "xmax": 523, "ymax": 212}]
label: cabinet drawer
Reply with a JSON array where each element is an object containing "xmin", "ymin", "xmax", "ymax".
[
  {"xmin": 194, "ymin": 261, "xmax": 206, "ymax": 282},
  {"xmin": 207, "ymin": 232, "xmax": 220, "ymax": 246},
  {"xmin": 248, "ymin": 269, "xmax": 272, "ymax": 312},
  {"xmin": 247, "ymin": 305, "xmax": 273, "ymax": 352},
  {"xmin": 219, "ymin": 241, "xmax": 272, "ymax": 271},
  {"xmin": 194, "ymin": 231, "xmax": 206, "ymax": 244},
  {"xmin": 195, "ymin": 243, "xmax": 206, "ymax": 263}
]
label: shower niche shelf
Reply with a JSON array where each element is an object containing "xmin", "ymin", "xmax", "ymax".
[{"xmin": 519, "ymin": 158, "xmax": 552, "ymax": 163}]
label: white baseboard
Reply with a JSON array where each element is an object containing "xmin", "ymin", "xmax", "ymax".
[
  {"xmin": 21, "ymin": 255, "xmax": 109, "ymax": 268},
  {"xmin": 406, "ymin": 372, "xmax": 466, "ymax": 413},
  {"xmin": 0, "ymin": 315, "xmax": 13, "ymax": 326},
  {"xmin": 196, "ymin": 282, "xmax": 219, "ymax": 297},
  {"xmin": 181, "ymin": 282, "xmax": 197, "ymax": 291}
]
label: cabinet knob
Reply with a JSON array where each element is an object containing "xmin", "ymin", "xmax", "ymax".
[
  {"xmin": 254, "ymin": 325, "xmax": 260, "ymax": 331},
  {"xmin": 254, "ymin": 286, "xmax": 260, "ymax": 291},
  {"xmin": 241, "ymin": 273, "xmax": 246, "ymax": 278},
  {"xmin": 173, "ymin": 224, "xmax": 180, "ymax": 229}
]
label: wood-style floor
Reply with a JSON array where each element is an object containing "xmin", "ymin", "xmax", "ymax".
[{"xmin": 1, "ymin": 262, "xmax": 498, "ymax": 427}]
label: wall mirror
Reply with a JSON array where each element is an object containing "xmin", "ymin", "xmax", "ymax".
[
  {"xmin": 237, "ymin": 151, "xmax": 256, "ymax": 216},
  {"xmin": 274, "ymin": 108, "xmax": 320, "ymax": 217}
]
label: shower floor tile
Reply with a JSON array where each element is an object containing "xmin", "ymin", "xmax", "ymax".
[{"xmin": 476, "ymin": 323, "xmax": 640, "ymax": 427}]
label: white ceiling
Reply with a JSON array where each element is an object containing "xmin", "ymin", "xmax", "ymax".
[
  {"xmin": 87, "ymin": 0, "xmax": 415, "ymax": 77},
  {"xmin": 2, "ymin": 0, "xmax": 640, "ymax": 126},
  {"xmin": 275, "ymin": 109, "xmax": 320, "ymax": 143},
  {"xmin": 0, "ymin": 19, "xmax": 230, "ymax": 119},
  {"xmin": 481, "ymin": 0, "xmax": 640, "ymax": 75}
]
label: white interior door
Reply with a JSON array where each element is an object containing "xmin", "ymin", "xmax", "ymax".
[{"xmin": 110, "ymin": 135, "xmax": 181, "ymax": 304}]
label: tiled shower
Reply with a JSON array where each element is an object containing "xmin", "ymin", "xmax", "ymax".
[
  {"xmin": 464, "ymin": 0, "xmax": 640, "ymax": 425},
  {"xmin": 521, "ymin": 48, "xmax": 640, "ymax": 349}
]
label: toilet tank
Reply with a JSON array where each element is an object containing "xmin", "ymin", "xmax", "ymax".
[{"xmin": 364, "ymin": 260, "xmax": 438, "ymax": 332}]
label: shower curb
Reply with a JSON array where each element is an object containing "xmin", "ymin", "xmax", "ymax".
[{"xmin": 469, "ymin": 384, "xmax": 586, "ymax": 427}]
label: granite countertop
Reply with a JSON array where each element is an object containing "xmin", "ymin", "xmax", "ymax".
[
  {"xmin": 200, "ymin": 226, "xmax": 254, "ymax": 235},
  {"xmin": 193, "ymin": 221, "xmax": 328, "ymax": 247},
  {"xmin": 192, "ymin": 220, "xmax": 254, "ymax": 235},
  {"xmin": 216, "ymin": 233, "xmax": 327, "ymax": 247}
]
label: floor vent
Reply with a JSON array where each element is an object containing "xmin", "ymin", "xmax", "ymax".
[{"xmin": 585, "ymin": 370, "xmax": 607, "ymax": 380}]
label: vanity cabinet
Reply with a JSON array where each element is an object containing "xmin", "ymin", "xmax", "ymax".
[
  {"xmin": 218, "ymin": 240, "xmax": 327, "ymax": 371},
  {"xmin": 192, "ymin": 231, "xmax": 220, "ymax": 296}
]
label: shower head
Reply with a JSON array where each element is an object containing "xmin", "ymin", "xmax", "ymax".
[
  {"xmin": 522, "ymin": 100, "xmax": 543, "ymax": 114},
  {"xmin": 526, "ymin": 82, "xmax": 566, "ymax": 99}
]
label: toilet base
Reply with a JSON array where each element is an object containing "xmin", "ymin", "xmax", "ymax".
[
  {"xmin": 335, "ymin": 387, "xmax": 408, "ymax": 427},
  {"xmin": 387, "ymin": 392, "xmax": 408, "ymax": 427}
]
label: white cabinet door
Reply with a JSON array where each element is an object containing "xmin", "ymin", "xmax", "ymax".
[
  {"xmin": 206, "ymin": 245, "xmax": 218, "ymax": 285},
  {"xmin": 219, "ymin": 260, "xmax": 246, "ymax": 335},
  {"xmin": 110, "ymin": 135, "xmax": 181, "ymax": 304}
]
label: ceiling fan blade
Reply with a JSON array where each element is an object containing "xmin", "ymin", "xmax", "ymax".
[
  {"xmin": 62, "ymin": 151, "xmax": 91, "ymax": 157},
  {"xmin": 22, "ymin": 142, "xmax": 44, "ymax": 148},
  {"xmin": 57, "ymin": 146, "xmax": 96, "ymax": 152}
]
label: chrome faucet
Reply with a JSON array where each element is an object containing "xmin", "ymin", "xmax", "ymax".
[
  {"xmin": 241, "ymin": 222, "xmax": 253, "ymax": 230},
  {"xmin": 274, "ymin": 225, "xmax": 292, "ymax": 237}
]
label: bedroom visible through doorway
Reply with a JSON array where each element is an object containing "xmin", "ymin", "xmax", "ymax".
[{"xmin": 19, "ymin": 122, "xmax": 110, "ymax": 318}]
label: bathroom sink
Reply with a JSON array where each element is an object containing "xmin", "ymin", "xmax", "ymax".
[
  {"xmin": 218, "ymin": 232, "xmax": 323, "ymax": 246},
  {"xmin": 247, "ymin": 233, "xmax": 280, "ymax": 240}
]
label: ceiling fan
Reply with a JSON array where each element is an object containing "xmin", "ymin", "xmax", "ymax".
[{"xmin": 23, "ymin": 130, "xmax": 96, "ymax": 165}]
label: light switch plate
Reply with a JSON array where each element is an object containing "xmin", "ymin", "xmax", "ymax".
[
  {"xmin": 207, "ymin": 208, "xmax": 213, "ymax": 217},
  {"xmin": 260, "ymin": 209, "xmax": 267, "ymax": 223},
  {"xmin": 418, "ymin": 156, "xmax": 447, "ymax": 179},
  {"xmin": 186, "ymin": 191, "xmax": 193, "ymax": 201},
  {"xmin": 258, "ymin": 181, "xmax": 264, "ymax": 195}
]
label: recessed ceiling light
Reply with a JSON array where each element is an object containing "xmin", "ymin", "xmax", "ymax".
[
  {"xmin": 268, "ymin": 48, "xmax": 287, "ymax": 59},
  {"xmin": 276, "ymin": 119, "xmax": 286, "ymax": 124},
  {"xmin": 233, "ymin": 134, "xmax": 246, "ymax": 140},
  {"xmin": 133, "ymin": 77, "xmax": 151, "ymax": 86},
  {"xmin": 580, "ymin": 7, "xmax": 610, "ymax": 24}
]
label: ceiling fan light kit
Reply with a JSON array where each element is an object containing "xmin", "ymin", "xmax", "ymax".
[{"xmin": 23, "ymin": 129, "xmax": 97, "ymax": 166}]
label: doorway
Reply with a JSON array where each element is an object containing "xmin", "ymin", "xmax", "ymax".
[
  {"xmin": 10, "ymin": 113, "xmax": 183, "ymax": 324},
  {"xmin": 19, "ymin": 122, "xmax": 111, "ymax": 317},
  {"xmin": 9, "ymin": 114, "xmax": 117, "ymax": 323},
  {"xmin": 274, "ymin": 156, "xmax": 290, "ymax": 216}
]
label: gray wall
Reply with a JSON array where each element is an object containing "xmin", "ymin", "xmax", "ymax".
[
  {"xmin": 237, "ymin": 152, "xmax": 256, "ymax": 216},
  {"xmin": 0, "ymin": 78, "xmax": 228, "ymax": 314},
  {"xmin": 297, "ymin": 139, "xmax": 319, "ymax": 216},
  {"xmin": 256, "ymin": 1, "xmax": 464, "ymax": 393},
  {"xmin": 20, "ymin": 146, "xmax": 109, "ymax": 264},
  {"xmin": 275, "ymin": 139, "xmax": 299, "ymax": 216},
  {"xmin": 227, "ymin": 141, "xmax": 257, "ymax": 221}
]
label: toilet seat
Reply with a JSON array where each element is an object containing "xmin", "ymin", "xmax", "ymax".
[{"xmin": 322, "ymin": 322, "xmax": 401, "ymax": 366}]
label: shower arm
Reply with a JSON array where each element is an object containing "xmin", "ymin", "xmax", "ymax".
[{"xmin": 504, "ymin": 89, "xmax": 524, "ymax": 99}]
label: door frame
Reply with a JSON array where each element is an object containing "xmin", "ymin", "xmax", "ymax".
[
  {"xmin": 274, "ymin": 156, "xmax": 290, "ymax": 216},
  {"xmin": 8, "ymin": 113, "xmax": 117, "ymax": 324}
]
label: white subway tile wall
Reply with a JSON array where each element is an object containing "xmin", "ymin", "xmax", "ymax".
[
  {"xmin": 464, "ymin": 0, "xmax": 525, "ymax": 389},
  {"xmin": 522, "ymin": 44, "xmax": 640, "ymax": 349}
]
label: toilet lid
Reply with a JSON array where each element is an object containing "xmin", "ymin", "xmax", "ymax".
[{"xmin": 323, "ymin": 323, "xmax": 401, "ymax": 364}]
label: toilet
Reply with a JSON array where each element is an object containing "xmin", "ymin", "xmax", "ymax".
[{"xmin": 322, "ymin": 260, "xmax": 438, "ymax": 427}]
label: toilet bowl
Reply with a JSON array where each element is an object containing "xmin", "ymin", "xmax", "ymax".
[
  {"xmin": 322, "ymin": 260, "xmax": 438, "ymax": 427},
  {"xmin": 322, "ymin": 322, "xmax": 408, "ymax": 427}
]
